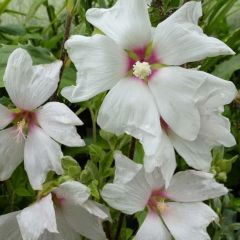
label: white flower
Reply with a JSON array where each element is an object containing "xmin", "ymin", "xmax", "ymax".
[
  {"xmin": 0, "ymin": 181, "xmax": 109, "ymax": 240},
  {"xmin": 145, "ymin": 71, "xmax": 237, "ymax": 185},
  {"xmin": 101, "ymin": 152, "xmax": 228, "ymax": 240},
  {"xmin": 61, "ymin": 0, "xmax": 234, "ymax": 159},
  {"xmin": 0, "ymin": 48, "xmax": 85, "ymax": 190}
]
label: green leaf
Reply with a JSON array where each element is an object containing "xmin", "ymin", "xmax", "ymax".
[
  {"xmin": 212, "ymin": 54, "xmax": 240, "ymax": 79},
  {"xmin": 62, "ymin": 156, "xmax": 81, "ymax": 178},
  {"xmin": 0, "ymin": 25, "xmax": 26, "ymax": 35},
  {"xmin": 26, "ymin": 0, "xmax": 47, "ymax": 21}
]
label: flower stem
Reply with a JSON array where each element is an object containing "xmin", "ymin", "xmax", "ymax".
[
  {"xmin": 51, "ymin": 0, "xmax": 74, "ymax": 100},
  {"xmin": 89, "ymin": 107, "xmax": 97, "ymax": 143},
  {"xmin": 114, "ymin": 137, "xmax": 136, "ymax": 240}
]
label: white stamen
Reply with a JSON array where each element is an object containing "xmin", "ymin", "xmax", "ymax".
[
  {"xmin": 15, "ymin": 120, "xmax": 26, "ymax": 143},
  {"xmin": 133, "ymin": 61, "xmax": 152, "ymax": 80}
]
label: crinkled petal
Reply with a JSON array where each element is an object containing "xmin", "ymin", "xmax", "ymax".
[
  {"xmin": 200, "ymin": 113, "xmax": 236, "ymax": 147},
  {"xmin": 153, "ymin": 1, "xmax": 234, "ymax": 65},
  {"xmin": 53, "ymin": 180, "xmax": 90, "ymax": 205},
  {"xmin": 149, "ymin": 67, "xmax": 203, "ymax": 141},
  {"xmin": 0, "ymin": 211, "xmax": 22, "ymax": 240},
  {"xmin": 135, "ymin": 212, "xmax": 171, "ymax": 240},
  {"xmin": 161, "ymin": 202, "xmax": 217, "ymax": 240},
  {"xmin": 196, "ymin": 71, "xmax": 237, "ymax": 108},
  {"xmin": 114, "ymin": 151, "xmax": 142, "ymax": 184},
  {"xmin": 0, "ymin": 103, "xmax": 14, "ymax": 129},
  {"xmin": 4, "ymin": 48, "xmax": 62, "ymax": 110},
  {"xmin": 170, "ymin": 131, "xmax": 212, "ymax": 171},
  {"xmin": 0, "ymin": 127, "xmax": 24, "ymax": 181},
  {"xmin": 37, "ymin": 102, "xmax": 85, "ymax": 147},
  {"xmin": 166, "ymin": 170, "xmax": 228, "ymax": 202},
  {"xmin": 62, "ymin": 202, "xmax": 107, "ymax": 240},
  {"xmin": 81, "ymin": 200, "xmax": 110, "ymax": 220},
  {"xmin": 62, "ymin": 34, "xmax": 127, "ymax": 102},
  {"xmin": 101, "ymin": 168, "xmax": 150, "ymax": 215},
  {"xmin": 24, "ymin": 126, "xmax": 63, "ymax": 190},
  {"xmin": 98, "ymin": 78, "xmax": 161, "ymax": 156},
  {"xmin": 144, "ymin": 131, "xmax": 176, "ymax": 188},
  {"xmin": 86, "ymin": 0, "xmax": 152, "ymax": 50},
  {"xmin": 17, "ymin": 194, "xmax": 58, "ymax": 240}
]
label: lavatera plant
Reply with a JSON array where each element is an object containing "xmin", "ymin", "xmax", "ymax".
[
  {"xmin": 0, "ymin": 0, "xmax": 238, "ymax": 240},
  {"xmin": 61, "ymin": 0, "xmax": 237, "ymax": 175},
  {"xmin": 0, "ymin": 48, "xmax": 85, "ymax": 190},
  {"xmin": 102, "ymin": 152, "xmax": 228, "ymax": 240}
]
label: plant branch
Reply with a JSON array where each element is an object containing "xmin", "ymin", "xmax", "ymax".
[{"xmin": 51, "ymin": 0, "xmax": 74, "ymax": 100}]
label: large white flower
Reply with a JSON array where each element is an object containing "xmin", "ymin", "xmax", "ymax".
[
  {"xmin": 145, "ymin": 71, "xmax": 237, "ymax": 184},
  {"xmin": 0, "ymin": 48, "xmax": 85, "ymax": 190},
  {"xmin": 102, "ymin": 152, "xmax": 228, "ymax": 240},
  {"xmin": 0, "ymin": 181, "xmax": 109, "ymax": 240},
  {"xmin": 61, "ymin": 0, "xmax": 234, "ymax": 159}
]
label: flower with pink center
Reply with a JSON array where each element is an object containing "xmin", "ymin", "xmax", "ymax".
[
  {"xmin": 61, "ymin": 0, "xmax": 235, "ymax": 163},
  {"xmin": 144, "ymin": 72, "xmax": 237, "ymax": 185},
  {"xmin": 101, "ymin": 151, "xmax": 228, "ymax": 240},
  {"xmin": 0, "ymin": 181, "xmax": 109, "ymax": 240},
  {"xmin": 0, "ymin": 48, "xmax": 85, "ymax": 190}
]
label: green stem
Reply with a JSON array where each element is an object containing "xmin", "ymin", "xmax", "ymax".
[
  {"xmin": 51, "ymin": 0, "xmax": 74, "ymax": 100},
  {"xmin": 89, "ymin": 107, "xmax": 97, "ymax": 143}
]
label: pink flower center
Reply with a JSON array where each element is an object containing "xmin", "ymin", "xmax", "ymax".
[
  {"xmin": 127, "ymin": 45, "xmax": 160, "ymax": 81},
  {"xmin": 52, "ymin": 192, "xmax": 65, "ymax": 207},
  {"xmin": 147, "ymin": 189, "xmax": 169, "ymax": 213},
  {"xmin": 13, "ymin": 110, "xmax": 37, "ymax": 142}
]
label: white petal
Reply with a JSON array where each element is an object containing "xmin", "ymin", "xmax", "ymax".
[
  {"xmin": 161, "ymin": 202, "xmax": 217, "ymax": 240},
  {"xmin": 53, "ymin": 180, "xmax": 90, "ymax": 205},
  {"xmin": 4, "ymin": 48, "xmax": 62, "ymax": 110},
  {"xmin": 135, "ymin": 212, "xmax": 171, "ymax": 240},
  {"xmin": 166, "ymin": 170, "xmax": 228, "ymax": 202},
  {"xmin": 101, "ymin": 168, "xmax": 150, "ymax": 215},
  {"xmin": 153, "ymin": 1, "xmax": 234, "ymax": 65},
  {"xmin": 24, "ymin": 126, "xmax": 63, "ymax": 190},
  {"xmin": 86, "ymin": 0, "xmax": 152, "ymax": 50},
  {"xmin": 62, "ymin": 34, "xmax": 127, "ymax": 102},
  {"xmin": 170, "ymin": 131, "xmax": 212, "ymax": 171},
  {"xmin": 114, "ymin": 151, "xmax": 142, "ymax": 184},
  {"xmin": 81, "ymin": 200, "xmax": 110, "ymax": 220},
  {"xmin": 0, "ymin": 127, "xmax": 24, "ymax": 181},
  {"xmin": 200, "ymin": 113, "xmax": 236, "ymax": 147},
  {"xmin": 37, "ymin": 102, "xmax": 85, "ymax": 147},
  {"xmin": 0, "ymin": 103, "xmax": 14, "ymax": 129},
  {"xmin": 144, "ymin": 131, "xmax": 176, "ymax": 188},
  {"xmin": 98, "ymin": 78, "xmax": 161, "ymax": 156},
  {"xmin": 196, "ymin": 71, "xmax": 237, "ymax": 108},
  {"xmin": 0, "ymin": 211, "xmax": 22, "ymax": 240},
  {"xmin": 149, "ymin": 67, "xmax": 203, "ymax": 140},
  {"xmin": 54, "ymin": 209, "xmax": 80, "ymax": 240},
  {"xmin": 17, "ymin": 194, "xmax": 58, "ymax": 240},
  {"xmin": 62, "ymin": 202, "xmax": 107, "ymax": 240}
]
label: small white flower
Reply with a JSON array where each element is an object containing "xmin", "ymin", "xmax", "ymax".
[
  {"xmin": 102, "ymin": 152, "xmax": 228, "ymax": 240},
  {"xmin": 0, "ymin": 181, "xmax": 109, "ymax": 240},
  {"xmin": 61, "ymin": 0, "xmax": 235, "ymax": 159},
  {"xmin": 0, "ymin": 48, "xmax": 85, "ymax": 190}
]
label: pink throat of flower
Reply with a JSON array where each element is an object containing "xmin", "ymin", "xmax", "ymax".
[
  {"xmin": 52, "ymin": 192, "xmax": 65, "ymax": 207},
  {"xmin": 127, "ymin": 46, "xmax": 159, "ymax": 81},
  {"xmin": 13, "ymin": 110, "xmax": 37, "ymax": 142},
  {"xmin": 147, "ymin": 189, "xmax": 169, "ymax": 213}
]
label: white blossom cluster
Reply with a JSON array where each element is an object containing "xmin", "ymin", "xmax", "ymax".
[{"xmin": 0, "ymin": 0, "xmax": 237, "ymax": 240}]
